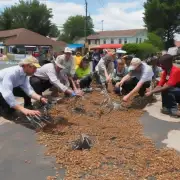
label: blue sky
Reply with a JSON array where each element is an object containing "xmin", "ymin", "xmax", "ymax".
[{"xmin": 0, "ymin": 0, "xmax": 145, "ymax": 31}]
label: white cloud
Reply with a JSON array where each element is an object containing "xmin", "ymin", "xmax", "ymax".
[
  {"xmin": 92, "ymin": 2, "xmax": 144, "ymax": 30},
  {"xmin": 0, "ymin": 0, "xmax": 145, "ymax": 31},
  {"xmin": 43, "ymin": 1, "xmax": 84, "ymax": 28}
]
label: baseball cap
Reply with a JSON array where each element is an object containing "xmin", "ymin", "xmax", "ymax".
[
  {"xmin": 19, "ymin": 56, "xmax": 40, "ymax": 68},
  {"xmin": 64, "ymin": 47, "xmax": 72, "ymax": 53},
  {"xmin": 128, "ymin": 58, "xmax": 142, "ymax": 71}
]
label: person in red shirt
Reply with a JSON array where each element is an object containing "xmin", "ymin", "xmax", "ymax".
[{"xmin": 146, "ymin": 54, "xmax": 180, "ymax": 117}]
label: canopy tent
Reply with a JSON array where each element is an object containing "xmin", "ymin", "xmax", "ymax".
[
  {"xmin": 116, "ymin": 48, "xmax": 127, "ymax": 54},
  {"xmin": 90, "ymin": 44, "xmax": 123, "ymax": 49},
  {"xmin": 67, "ymin": 44, "xmax": 84, "ymax": 50}
]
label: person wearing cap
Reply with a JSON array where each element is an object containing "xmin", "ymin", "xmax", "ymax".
[
  {"xmin": 122, "ymin": 55, "xmax": 133, "ymax": 68},
  {"xmin": 74, "ymin": 55, "xmax": 92, "ymax": 92},
  {"xmin": 74, "ymin": 52, "xmax": 82, "ymax": 69},
  {"xmin": 95, "ymin": 50, "xmax": 116, "ymax": 87},
  {"xmin": 146, "ymin": 54, "xmax": 180, "ymax": 117},
  {"xmin": 28, "ymin": 60, "xmax": 82, "ymax": 101},
  {"xmin": 56, "ymin": 47, "xmax": 83, "ymax": 95},
  {"xmin": 0, "ymin": 56, "xmax": 47, "ymax": 116},
  {"xmin": 116, "ymin": 57, "xmax": 154, "ymax": 102}
]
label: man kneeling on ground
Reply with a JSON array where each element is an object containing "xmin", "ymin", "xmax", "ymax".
[
  {"xmin": 115, "ymin": 58, "xmax": 154, "ymax": 102},
  {"xmin": 0, "ymin": 56, "xmax": 47, "ymax": 116},
  {"xmin": 146, "ymin": 54, "xmax": 180, "ymax": 117},
  {"xmin": 29, "ymin": 60, "xmax": 83, "ymax": 104}
]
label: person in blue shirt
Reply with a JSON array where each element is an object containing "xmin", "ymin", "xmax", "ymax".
[{"xmin": 0, "ymin": 56, "xmax": 47, "ymax": 116}]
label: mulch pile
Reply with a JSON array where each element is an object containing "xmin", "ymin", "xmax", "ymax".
[{"xmin": 37, "ymin": 88, "xmax": 180, "ymax": 180}]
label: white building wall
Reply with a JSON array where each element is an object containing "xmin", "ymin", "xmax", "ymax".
[{"xmin": 89, "ymin": 30, "xmax": 148, "ymax": 45}]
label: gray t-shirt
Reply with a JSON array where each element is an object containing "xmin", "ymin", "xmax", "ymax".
[{"xmin": 130, "ymin": 62, "xmax": 154, "ymax": 83}]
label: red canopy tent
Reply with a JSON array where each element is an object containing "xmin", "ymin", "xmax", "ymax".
[{"xmin": 90, "ymin": 44, "xmax": 123, "ymax": 49}]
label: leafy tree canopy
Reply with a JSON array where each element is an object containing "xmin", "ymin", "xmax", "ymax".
[
  {"xmin": 0, "ymin": 0, "xmax": 59, "ymax": 37},
  {"xmin": 58, "ymin": 15, "xmax": 94, "ymax": 43},
  {"xmin": 145, "ymin": 32, "xmax": 164, "ymax": 50},
  {"xmin": 144, "ymin": 0, "xmax": 180, "ymax": 49}
]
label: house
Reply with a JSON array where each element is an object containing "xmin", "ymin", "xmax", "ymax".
[
  {"xmin": 0, "ymin": 28, "xmax": 67, "ymax": 49},
  {"xmin": 87, "ymin": 29, "xmax": 147, "ymax": 46}
]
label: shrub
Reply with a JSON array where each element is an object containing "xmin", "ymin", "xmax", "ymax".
[{"xmin": 122, "ymin": 43, "xmax": 158, "ymax": 59}]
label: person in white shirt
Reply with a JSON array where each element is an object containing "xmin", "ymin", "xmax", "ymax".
[
  {"xmin": 0, "ymin": 56, "xmax": 47, "ymax": 116},
  {"xmin": 95, "ymin": 51, "xmax": 116, "ymax": 87},
  {"xmin": 56, "ymin": 47, "xmax": 83, "ymax": 94},
  {"xmin": 29, "ymin": 60, "xmax": 82, "ymax": 101},
  {"xmin": 115, "ymin": 58, "xmax": 154, "ymax": 102}
]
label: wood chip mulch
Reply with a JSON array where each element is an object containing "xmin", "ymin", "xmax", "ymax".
[{"xmin": 37, "ymin": 89, "xmax": 180, "ymax": 180}]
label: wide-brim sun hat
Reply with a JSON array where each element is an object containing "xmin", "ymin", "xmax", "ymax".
[{"xmin": 19, "ymin": 56, "xmax": 41, "ymax": 68}]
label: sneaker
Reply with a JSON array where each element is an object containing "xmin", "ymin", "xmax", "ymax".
[
  {"xmin": 161, "ymin": 107, "xmax": 171, "ymax": 115},
  {"xmin": 170, "ymin": 110, "xmax": 180, "ymax": 118}
]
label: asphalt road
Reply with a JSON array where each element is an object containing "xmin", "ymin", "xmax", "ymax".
[{"xmin": 0, "ymin": 118, "xmax": 65, "ymax": 180}]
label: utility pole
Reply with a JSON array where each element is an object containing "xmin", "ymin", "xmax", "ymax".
[
  {"xmin": 101, "ymin": 20, "xmax": 104, "ymax": 31},
  {"xmin": 85, "ymin": 0, "xmax": 88, "ymax": 42}
]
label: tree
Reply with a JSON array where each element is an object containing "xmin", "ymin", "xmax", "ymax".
[
  {"xmin": 144, "ymin": 0, "xmax": 180, "ymax": 49},
  {"xmin": 58, "ymin": 15, "xmax": 94, "ymax": 43},
  {"xmin": 0, "ymin": 0, "xmax": 59, "ymax": 37},
  {"xmin": 145, "ymin": 32, "xmax": 164, "ymax": 50},
  {"xmin": 48, "ymin": 24, "xmax": 60, "ymax": 37}
]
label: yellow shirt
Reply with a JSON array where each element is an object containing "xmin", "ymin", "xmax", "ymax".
[{"xmin": 75, "ymin": 55, "xmax": 82, "ymax": 69}]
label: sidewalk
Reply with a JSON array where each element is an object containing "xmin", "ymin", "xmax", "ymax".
[
  {"xmin": 0, "ymin": 117, "xmax": 65, "ymax": 180},
  {"xmin": 141, "ymin": 94, "xmax": 180, "ymax": 152}
]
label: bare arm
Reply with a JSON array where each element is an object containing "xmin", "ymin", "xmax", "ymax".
[{"xmin": 151, "ymin": 84, "xmax": 170, "ymax": 94}]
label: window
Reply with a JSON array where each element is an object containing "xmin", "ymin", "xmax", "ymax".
[
  {"xmin": 103, "ymin": 39, "xmax": 106, "ymax": 44},
  {"xmin": 119, "ymin": 38, "xmax": 122, "ymax": 44},
  {"xmin": 95, "ymin": 40, "xmax": 97, "ymax": 44},
  {"xmin": 124, "ymin": 38, "xmax": 127, "ymax": 44},
  {"xmin": 139, "ymin": 38, "xmax": 142, "ymax": 43},
  {"xmin": 111, "ymin": 38, "xmax": 114, "ymax": 44},
  {"xmin": 136, "ymin": 38, "xmax": 138, "ymax": 44}
]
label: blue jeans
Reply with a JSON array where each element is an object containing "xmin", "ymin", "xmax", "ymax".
[{"xmin": 161, "ymin": 87, "xmax": 180, "ymax": 112}]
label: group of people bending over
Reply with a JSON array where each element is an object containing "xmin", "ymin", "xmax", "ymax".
[{"xmin": 0, "ymin": 46, "xmax": 180, "ymax": 118}]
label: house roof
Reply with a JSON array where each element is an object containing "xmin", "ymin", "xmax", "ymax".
[
  {"xmin": 0, "ymin": 28, "xmax": 66, "ymax": 47},
  {"xmin": 87, "ymin": 29, "xmax": 146, "ymax": 39}
]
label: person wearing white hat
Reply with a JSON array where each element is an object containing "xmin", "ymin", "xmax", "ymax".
[
  {"xmin": 115, "ymin": 57, "xmax": 154, "ymax": 102},
  {"xmin": 0, "ymin": 56, "xmax": 47, "ymax": 116},
  {"xmin": 28, "ymin": 60, "xmax": 82, "ymax": 101},
  {"xmin": 56, "ymin": 47, "xmax": 83, "ymax": 96}
]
